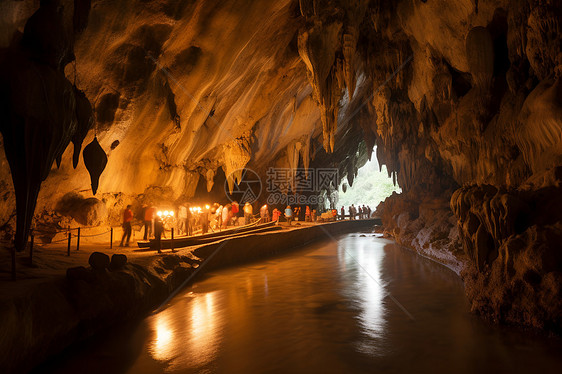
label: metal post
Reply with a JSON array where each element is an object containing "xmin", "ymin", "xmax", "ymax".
[
  {"xmin": 67, "ymin": 229, "xmax": 71, "ymax": 256},
  {"xmin": 110, "ymin": 227, "xmax": 113, "ymax": 249},
  {"xmin": 29, "ymin": 230, "xmax": 34, "ymax": 265},
  {"xmin": 11, "ymin": 248, "xmax": 16, "ymax": 281},
  {"xmin": 76, "ymin": 227, "xmax": 80, "ymax": 251},
  {"xmin": 171, "ymin": 227, "xmax": 175, "ymax": 252}
]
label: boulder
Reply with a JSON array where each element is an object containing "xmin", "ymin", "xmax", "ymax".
[
  {"xmin": 66, "ymin": 266, "xmax": 96, "ymax": 282},
  {"xmin": 88, "ymin": 252, "xmax": 110, "ymax": 272},
  {"xmin": 55, "ymin": 192, "xmax": 108, "ymax": 226},
  {"xmin": 109, "ymin": 254, "xmax": 128, "ymax": 271}
]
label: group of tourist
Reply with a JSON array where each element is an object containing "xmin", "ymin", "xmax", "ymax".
[
  {"xmin": 343, "ymin": 204, "xmax": 372, "ymax": 220},
  {"xmin": 118, "ymin": 201, "xmax": 374, "ymax": 250}
]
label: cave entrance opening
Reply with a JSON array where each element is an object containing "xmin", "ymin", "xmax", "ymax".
[{"xmin": 337, "ymin": 149, "xmax": 401, "ymax": 212}]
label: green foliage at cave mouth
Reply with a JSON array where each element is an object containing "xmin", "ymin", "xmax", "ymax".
[{"xmin": 337, "ymin": 153, "xmax": 401, "ymax": 210}]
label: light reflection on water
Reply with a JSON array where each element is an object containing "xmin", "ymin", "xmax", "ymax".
[
  {"xmin": 38, "ymin": 234, "xmax": 562, "ymax": 374},
  {"xmin": 338, "ymin": 237, "xmax": 387, "ymax": 355}
]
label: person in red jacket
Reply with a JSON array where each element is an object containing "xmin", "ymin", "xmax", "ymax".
[
  {"xmin": 231, "ymin": 201, "xmax": 239, "ymax": 226},
  {"xmin": 120, "ymin": 205, "xmax": 133, "ymax": 247},
  {"xmin": 143, "ymin": 205, "xmax": 155, "ymax": 240},
  {"xmin": 272, "ymin": 208, "xmax": 281, "ymax": 222}
]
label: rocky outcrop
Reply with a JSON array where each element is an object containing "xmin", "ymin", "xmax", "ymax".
[
  {"xmin": 451, "ymin": 168, "xmax": 562, "ymax": 332},
  {"xmin": 0, "ymin": 251, "xmax": 200, "ymax": 374}
]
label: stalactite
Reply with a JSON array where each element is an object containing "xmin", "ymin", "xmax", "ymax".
[
  {"xmin": 223, "ymin": 136, "xmax": 252, "ymax": 193},
  {"xmin": 205, "ymin": 169, "xmax": 215, "ymax": 193},
  {"xmin": 301, "ymin": 136, "xmax": 311, "ymax": 178},
  {"xmin": 298, "ymin": 20, "xmax": 343, "ymax": 153},
  {"xmin": 342, "ymin": 26, "xmax": 358, "ymax": 99},
  {"xmin": 83, "ymin": 137, "xmax": 107, "ymax": 195},
  {"xmin": 72, "ymin": 86, "xmax": 94, "ymax": 169}
]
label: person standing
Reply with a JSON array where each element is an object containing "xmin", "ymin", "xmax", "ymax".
[
  {"xmin": 305, "ymin": 206, "xmax": 311, "ymax": 222},
  {"xmin": 201, "ymin": 206, "xmax": 210, "ymax": 234},
  {"xmin": 216, "ymin": 204, "xmax": 223, "ymax": 230},
  {"xmin": 222, "ymin": 203, "xmax": 231, "ymax": 229},
  {"xmin": 340, "ymin": 206, "xmax": 345, "ymax": 220},
  {"xmin": 120, "ymin": 205, "xmax": 133, "ymax": 247},
  {"xmin": 244, "ymin": 202, "xmax": 253, "ymax": 224},
  {"xmin": 143, "ymin": 205, "xmax": 155, "ymax": 240},
  {"xmin": 185, "ymin": 203, "xmax": 193, "ymax": 236},
  {"xmin": 272, "ymin": 208, "xmax": 281, "ymax": 222},
  {"xmin": 178, "ymin": 204, "xmax": 188, "ymax": 235},
  {"xmin": 285, "ymin": 205, "xmax": 293, "ymax": 225},
  {"xmin": 260, "ymin": 204, "xmax": 270, "ymax": 223},
  {"xmin": 231, "ymin": 201, "xmax": 239, "ymax": 226},
  {"xmin": 154, "ymin": 215, "xmax": 164, "ymax": 253}
]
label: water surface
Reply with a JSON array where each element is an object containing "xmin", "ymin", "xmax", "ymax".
[{"xmin": 40, "ymin": 234, "xmax": 562, "ymax": 373}]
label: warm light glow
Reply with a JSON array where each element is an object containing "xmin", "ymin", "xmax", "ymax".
[
  {"xmin": 170, "ymin": 211, "xmax": 174, "ymax": 216},
  {"xmin": 338, "ymin": 237, "xmax": 386, "ymax": 355},
  {"xmin": 157, "ymin": 211, "xmax": 163, "ymax": 217},
  {"xmin": 164, "ymin": 210, "xmax": 169, "ymax": 216},
  {"xmin": 151, "ymin": 315, "xmax": 174, "ymax": 362},
  {"xmin": 205, "ymin": 204, "xmax": 210, "ymax": 209}
]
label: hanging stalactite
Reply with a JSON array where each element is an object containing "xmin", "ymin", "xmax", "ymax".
[{"xmin": 83, "ymin": 137, "xmax": 107, "ymax": 195}]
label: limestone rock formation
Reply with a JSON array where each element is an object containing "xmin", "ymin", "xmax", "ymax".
[
  {"xmin": 82, "ymin": 137, "xmax": 107, "ymax": 195},
  {"xmin": 0, "ymin": 0, "xmax": 561, "ymax": 332}
]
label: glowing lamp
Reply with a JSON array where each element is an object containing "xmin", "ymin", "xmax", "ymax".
[
  {"xmin": 164, "ymin": 210, "xmax": 169, "ymax": 216},
  {"xmin": 170, "ymin": 211, "xmax": 174, "ymax": 217},
  {"xmin": 157, "ymin": 211, "xmax": 163, "ymax": 217},
  {"xmin": 205, "ymin": 204, "xmax": 210, "ymax": 209}
]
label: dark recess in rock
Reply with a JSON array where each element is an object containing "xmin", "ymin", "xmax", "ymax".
[{"xmin": 96, "ymin": 93, "xmax": 120, "ymax": 124}]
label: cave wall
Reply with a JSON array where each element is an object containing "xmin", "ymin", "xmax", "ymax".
[{"xmin": 1, "ymin": 0, "xmax": 561, "ymax": 331}]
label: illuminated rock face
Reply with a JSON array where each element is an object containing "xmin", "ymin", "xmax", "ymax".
[{"xmin": 1, "ymin": 0, "xmax": 561, "ymax": 330}]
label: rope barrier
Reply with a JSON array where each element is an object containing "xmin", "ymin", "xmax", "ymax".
[
  {"xmin": 33, "ymin": 225, "xmax": 113, "ymax": 235},
  {"xmin": 73, "ymin": 230, "xmax": 112, "ymax": 238}
]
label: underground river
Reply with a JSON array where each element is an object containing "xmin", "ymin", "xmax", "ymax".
[{"xmin": 36, "ymin": 233, "xmax": 562, "ymax": 373}]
